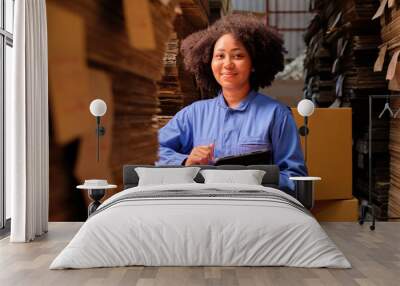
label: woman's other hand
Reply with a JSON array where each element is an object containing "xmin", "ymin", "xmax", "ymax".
[{"xmin": 185, "ymin": 144, "xmax": 214, "ymax": 166}]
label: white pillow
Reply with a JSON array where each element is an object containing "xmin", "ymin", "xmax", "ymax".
[
  {"xmin": 135, "ymin": 167, "xmax": 201, "ymax": 186},
  {"xmin": 200, "ymin": 169, "xmax": 266, "ymax": 185}
]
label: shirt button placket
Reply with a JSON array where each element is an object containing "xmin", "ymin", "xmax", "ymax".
[{"xmin": 222, "ymin": 109, "xmax": 233, "ymax": 154}]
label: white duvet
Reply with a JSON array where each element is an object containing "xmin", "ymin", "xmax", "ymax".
[{"xmin": 50, "ymin": 183, "xmax": 351, "ymax": 269}]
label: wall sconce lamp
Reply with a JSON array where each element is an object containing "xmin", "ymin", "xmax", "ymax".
[
  {"xmin": 89, "ymin": 99, "xmax": 107, "ymax": 162},
  {"xmin": 297, "ymin": 99, "xmax": 315, "ymax": 164}
]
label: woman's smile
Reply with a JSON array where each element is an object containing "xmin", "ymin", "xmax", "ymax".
[{"xmin": 221, "ymin": 72, "xmax": 237, "ymax": 78}]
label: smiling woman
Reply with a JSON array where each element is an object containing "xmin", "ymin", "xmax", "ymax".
[
  {"xmin": 157, "ymin": 15, "xmax": 307, "ymax": 193},
  {"xmin": 211, "ymin": 34, "xmax": 253, "ymax": 108},
  {"xmin": 181, "ymin": 14, "xmax": 285, "ymax": 94}
]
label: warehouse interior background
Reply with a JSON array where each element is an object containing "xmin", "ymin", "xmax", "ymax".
[{"xmin": 1, "ymin": 0, "xmax": 398, "ymax": 223}]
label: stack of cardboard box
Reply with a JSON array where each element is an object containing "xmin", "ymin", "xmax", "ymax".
[
  {"xmin": 371, "ymin": 0, "xmax": 400, "ymax": 218},
  {"xmin": 303, "ymin": 0, "xmax": 392, "ymax": 219},
  {"xmin": 47, "ymin": 0, "xmax": 178, "ymax": 220},
  {"xmin": 156, "ymin": 2, "xmax": 209, "ymax": 121},
  {"xmin": 158, "ymin": 33, "xmax": 184, "ymax": 116},
  {"xmin": 304, "ymin": 0, "xmax": 387, "ymax": 107},
  {"xmin": 292, "ymin": 108, "xmax": 358, "ymax": 221},
  {"xmin": 389, "ymin": 97, "xmax": 400, "ymax": 217}
]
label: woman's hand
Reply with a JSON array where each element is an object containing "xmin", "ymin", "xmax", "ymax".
[{"xmin": 185, "ymin": 144, "xmax": 214, "ymax": 166}]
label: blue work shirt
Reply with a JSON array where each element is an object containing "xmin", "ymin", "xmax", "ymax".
[{"xmin": 157, "ymin": 90, "xmax": 307, "ymax": 191}]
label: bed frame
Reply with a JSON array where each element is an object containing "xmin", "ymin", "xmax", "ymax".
[{"xmin": 123, "ymin": 165, "xmax": 313, "ymax": 209}]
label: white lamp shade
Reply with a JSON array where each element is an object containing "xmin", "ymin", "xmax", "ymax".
[
  {"xmin": 297, "ymin": 99, "xmax": 315, "ymax": 117},
  {"xmin": 89, "ymin": 99, "xmax": 107, "ymax": 117}
]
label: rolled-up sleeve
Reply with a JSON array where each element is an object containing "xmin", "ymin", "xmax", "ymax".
[
  {"xmin": 271, "ymin": 107, "xmax": 308, "ymax": 192},
  {"xmin": 156, "ymin": 107, "xmax": 193, "ymax": 165}
]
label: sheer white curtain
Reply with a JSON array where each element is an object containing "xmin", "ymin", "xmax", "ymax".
[{"xmin": 7, "ymin": 0, "xmax": 49, "ymax": 242}]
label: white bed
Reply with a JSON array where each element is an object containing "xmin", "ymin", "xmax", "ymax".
[{"xmin": 50, "ymin": 183, "xmax": 351, "ymax": 269}]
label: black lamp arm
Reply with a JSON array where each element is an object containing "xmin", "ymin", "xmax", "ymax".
[
  {"xmin": 298, "ymin": 116, "xmax": 309, "ymax": 164},
  {"xmin": 95, "ymin": 116, "xmax": 106, "ymax": 162}
]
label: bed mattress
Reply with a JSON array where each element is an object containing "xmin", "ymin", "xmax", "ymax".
[{"xmin": 50, "ymin": 183, "xmax": 351, "ymax": 269}]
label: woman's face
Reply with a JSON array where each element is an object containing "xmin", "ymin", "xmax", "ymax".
[{"xmin": 211, "ymin": 33, "xmax": 252, "ymax": 91}]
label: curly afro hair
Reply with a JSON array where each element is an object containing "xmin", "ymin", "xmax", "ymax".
[{"xmin": 180, "ymin": 14, "xmax": 285, "ymax": 94}]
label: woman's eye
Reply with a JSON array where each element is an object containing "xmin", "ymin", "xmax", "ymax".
[
  {"xmin": 215, "ymin": 54, "xmax": 224, "ymax": 59},
  {"xmin": 233, "ymin": 54, "xmax": 244, "ymax": 59}
]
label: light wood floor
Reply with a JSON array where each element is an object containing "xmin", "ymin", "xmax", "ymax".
[{"xmin": 0, "ymin": 222, "xmax": 399, "ymax": 286}]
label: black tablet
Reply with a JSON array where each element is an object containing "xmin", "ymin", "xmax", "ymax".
[{"xmin": 214, "ymin": 150, "xmax": 272, "ymax": 166}]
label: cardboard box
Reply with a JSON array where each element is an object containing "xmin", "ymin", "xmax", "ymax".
[
  {"xmin": 311, "ymin": 198, "xmax": 359, "ymax": 222},
  {"xmin": 47, "ymin": 2, "xmax": 92, "ymax": 145},
  {"xmin": 262, "ymin": 80, "xmax": 303, "ymax": 107},
  {"xmin": 123, "ymin": 0, "xmax": 156, "ymax": 50},
  {"xmin": 292, "ymin": 108, "xmax": 353, "ymax": 200}
]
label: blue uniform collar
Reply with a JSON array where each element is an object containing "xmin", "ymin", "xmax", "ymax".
[{"xmin": 217, "ymin": 90, "xmax": 257, "ymax": 111}]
